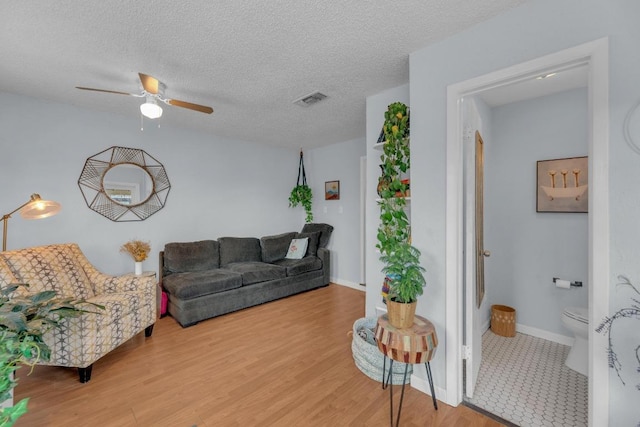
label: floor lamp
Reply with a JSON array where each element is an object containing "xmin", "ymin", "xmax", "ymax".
[{"xmin": 1, "ymin": 194, "xmax": 61, "ymax": 251}]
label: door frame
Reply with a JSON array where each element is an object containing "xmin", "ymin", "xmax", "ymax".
[{"xmin": 444, "ymin": 38, "xmax": 609, "ymax": 426}]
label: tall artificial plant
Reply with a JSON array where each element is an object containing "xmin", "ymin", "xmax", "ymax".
[
  {"xmin": 376, "ymin": 102, "xmax": 426, "ymax": 303},
  {"xmin": 0, "ymin": 284, "xmax": 96, "ymax": 426},
  {"xmin": 289, "ymin": 150, "xmax": 313, "ymax": 223}
]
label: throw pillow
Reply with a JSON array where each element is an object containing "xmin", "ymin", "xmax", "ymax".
[{"xmin": 285, "ymin": 238, "xmax": 309, "ymax": 260}]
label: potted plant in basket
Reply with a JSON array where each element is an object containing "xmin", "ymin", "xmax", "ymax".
[
  {"xmin": 377, "ymin": 102, "xmax": 426, "ymax": 328},
  {"xmin": 0, "ymin": 284, "xmax": 95, "ymax": 426}
]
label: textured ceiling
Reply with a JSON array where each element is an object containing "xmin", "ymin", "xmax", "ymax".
[{"xmin": 0, "ymin": 1, "xmax": 527, "ymax": 149}]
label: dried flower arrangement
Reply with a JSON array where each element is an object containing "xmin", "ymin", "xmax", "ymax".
[{"xmin": 119, "ymin": 240, "xmax": 151, "ymax": 262}]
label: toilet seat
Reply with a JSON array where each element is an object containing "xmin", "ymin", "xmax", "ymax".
[{"xmin": 563, "ymin": 307, "xmax": 588, "ymax": 324}]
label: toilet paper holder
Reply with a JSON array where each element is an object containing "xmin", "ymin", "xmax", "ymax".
[{"xmin": 553, "ymin": 277, "xmax": 583, "ymax": 287}]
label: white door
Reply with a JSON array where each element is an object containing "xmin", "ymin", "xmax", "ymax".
[{"xmin": 463, "ymin": 108, "xmax": 487, "ymax": 398}]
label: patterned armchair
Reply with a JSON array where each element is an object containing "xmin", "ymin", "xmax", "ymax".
[{"xmin": 0, "ymin": 243, "xmax": 157, "ymax": 382}]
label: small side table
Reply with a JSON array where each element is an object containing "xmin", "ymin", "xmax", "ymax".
[{"xmin": 375, "ymin": 314, "xmax": 438, "ymax": 426}]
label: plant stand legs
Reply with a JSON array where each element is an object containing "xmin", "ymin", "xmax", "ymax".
[
  {"xmin": 380, "ymin": 357, "xmax": 438, "ymax": 426},
  {"xmin": 381, "ymin": 358, "xmax": 409, "ymax": 427},
  {"xmin": 425, "ymin": 362, "xmax": 438, "ymax": 410}
]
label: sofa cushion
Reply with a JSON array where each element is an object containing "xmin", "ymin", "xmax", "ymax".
[
  {"xmin": 164, "ymin": 240, "xmax": 219, "ymax": 273},
  {"xmin": 219, "ymin": 237, "xmax": 262, "ymax": 266},
  {"xmin": 296, "ymin": 231, "xmax": 320, "ymax": 257},
  {"xmin": 0, "ymin": 244, "xmax": 94, "ymax": 299},
  {"xmin": 300, "ymin": 223, "xmax": 334, "ymax": 248},
  {"xmin": 273, "ymin": 257, "xmax": 323, "ymax": 277},
  {"xmin": 163, "ymin": 269, "xmax": 242, "ymax": 300},
  {"xmin": 260, "ymin": 232, "xmax": 297, "ymax": 263},
  {"xmin": 224, "ymin": 262, "xmax": 286, "ymax": 285}
]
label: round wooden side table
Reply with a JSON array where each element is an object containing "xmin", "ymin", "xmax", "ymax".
[{"xmin": 375, "ymin": 314, "xmax": 438, "ymax": 426}]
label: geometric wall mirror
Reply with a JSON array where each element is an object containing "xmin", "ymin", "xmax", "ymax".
[{"xmin": 78, "ymin": 146, "xmax": 171, "ymax": 221}]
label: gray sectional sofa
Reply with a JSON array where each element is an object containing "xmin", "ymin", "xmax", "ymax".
[{"xmin": 159, "ymin": 223, "xmax": 333, "ymax": 327}]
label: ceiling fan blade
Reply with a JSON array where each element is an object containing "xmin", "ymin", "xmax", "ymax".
[
  {"xmin": 167, "ymin": 99, "xmax": 214, "ymax": 114},
  {"xmin": 75, "ymin": 87, "xmax": 134, "ymax": 96},
  {"xmin": 138, "ymin": 73, "xmax": 160, "ymax": 94}
]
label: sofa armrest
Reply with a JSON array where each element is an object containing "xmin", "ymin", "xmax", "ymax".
[
  {"xmin": 317, "ymin": 247, "xmax": 330, "ymax": 285},
  {"xmin": 91, "ymin": 272, "xmax": 156, "ymax": 295}
]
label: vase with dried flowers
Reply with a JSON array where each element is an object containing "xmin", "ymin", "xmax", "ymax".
[{"xmin": 120, "ymin": 240, "xmax": 151, "ymax": 275}]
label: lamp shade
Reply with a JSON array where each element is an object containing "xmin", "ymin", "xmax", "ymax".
[
  {"xmin": 20, "ymin": 194, "xmax": 61, "ymax": 220},
  {"xmin": 140, "ymin": 97, "xmax": 163, "ymax": 119}
]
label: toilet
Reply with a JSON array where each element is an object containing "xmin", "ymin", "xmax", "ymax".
[{"xmin": 561, "ymin": 306, "xmax": 589, "ymax": 376}]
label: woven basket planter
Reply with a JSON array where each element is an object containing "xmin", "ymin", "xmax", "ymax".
[{"xmin": 351, "ymin": 317, "xmax": 412, "ymax": 384}]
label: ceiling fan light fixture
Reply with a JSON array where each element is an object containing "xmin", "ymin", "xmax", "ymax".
[{"xmin": 140, "ymin": 96, "xmax": 163, "ymax": 119}]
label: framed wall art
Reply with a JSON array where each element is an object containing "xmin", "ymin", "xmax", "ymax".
[
  {"xmin": 536, "ymin": 156, "xmax": 588, "ymax": 213},
  {"xmin": 325, "ymin": 181, "xmax": 340, "ymax": 200}
]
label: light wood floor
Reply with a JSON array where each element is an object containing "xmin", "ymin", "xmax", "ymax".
[{"xmin": 15, "ymin": 284, "xmax": 503, "ymax": 426}]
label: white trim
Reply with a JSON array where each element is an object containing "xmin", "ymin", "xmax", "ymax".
[
  {"xmin": 360, "ymin": 156, "xmax": 367, "ymax": 285},
  {"xmin": 445, "ymin": 38, "xmax": 610, "ymax": 427},
  {"xmin": 515, "ymin": 324, "xmax": 574, "ymax": 347},
  {"xmin": 332, "ymin": 279, "xmax": 366, "ymax": 292},
  {"xmin": 411, "ymin": 373, "xmax": 447, "ymax": 405},
  {"xmin": 586, "ymin": 38, "xmax": 610, "ymax": 427}
]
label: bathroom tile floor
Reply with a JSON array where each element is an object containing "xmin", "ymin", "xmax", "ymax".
[{"xmin": 465, "ymin": 330, "xmax": 588, "ymax": 427}]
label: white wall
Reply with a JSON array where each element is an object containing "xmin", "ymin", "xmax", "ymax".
[
  {"xmin": 307, "ymin": 138, "xmax": 366, "ymax": 288},
  {"xmin": 0, "ymin": 91, "xmax": 303, "ymax": 275},
  {"xmin": 365, "ymin": 84, "xmax": 410, "ymax": 316},
  {"xmin": 485, "ymin": 88, "xmax": 588, "ymax": 337},
  {"xmin": 407, "ymin": 0, "xmax": 640, "ymax": 423}
]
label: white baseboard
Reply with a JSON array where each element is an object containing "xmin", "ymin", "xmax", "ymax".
[
  {"xmin": 331, "ymin": 278, "xmax": 366, "ymax": 292},
  {"xmin": 411, "ymin": 374, "xmax": 449, "ymax": 406},
  {"xmin": 516, "ymin": 323, "xmax": 574, "ymax": 346}
]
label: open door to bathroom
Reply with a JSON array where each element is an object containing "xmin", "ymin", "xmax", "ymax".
[{"xmin": 464, "ymin": 127, "xmax": 488, "ymax": 399}]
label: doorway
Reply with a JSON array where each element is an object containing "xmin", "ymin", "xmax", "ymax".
[
  {"xmin": 444, "ymin": 38, "xmax": 610, "ymax": 426},
  {"xmin": 462, "ymin": 86, "xmax": 590, "ymax": 426}
]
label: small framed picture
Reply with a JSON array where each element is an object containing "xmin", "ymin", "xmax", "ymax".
[
  {"xmin": 536, "ymin": 156, "xmax": 588, "ymax": 213},
  {"xmin": 325, "ymin": 181, "xmax": 340, "ymax": 200}
]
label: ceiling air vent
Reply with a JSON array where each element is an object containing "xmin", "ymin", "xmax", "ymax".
[{"xmin": 293, "ymin": 91, "xmax": 327, "ymax": 107}]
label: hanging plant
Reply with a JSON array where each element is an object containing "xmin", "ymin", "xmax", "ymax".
[{"xmin": 289, "ymin": 151, "xmax": 313, "ymax": 223}]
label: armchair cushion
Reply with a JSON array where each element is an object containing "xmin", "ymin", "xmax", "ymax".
[
  {"xmin": 1, "ymin": 244, "xmax": 94, "ymax": 299},
  {"xmin": 0, "ymin": 257, "xmax": 18, "ymax": 288}
]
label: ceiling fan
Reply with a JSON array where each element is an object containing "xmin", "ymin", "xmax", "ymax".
[{"xmin": 76, "ymin": 73, "xmax": 213, "ymax": 119}]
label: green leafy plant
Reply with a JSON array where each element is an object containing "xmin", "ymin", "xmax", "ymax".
[
  {"xmin": 376, "ymin": 102, "xmax": 426, "ymax": 303},
  {"xmin": 0, "ymin": 284, "xmax": 98, "ymax": 426},
  {"xmin": 289, "ymin": 185, "xmax": 313, "ymax": 223}
]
